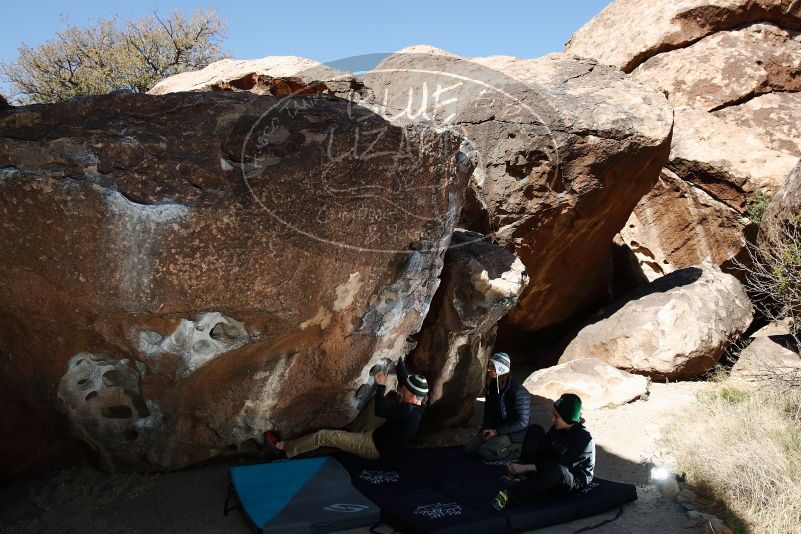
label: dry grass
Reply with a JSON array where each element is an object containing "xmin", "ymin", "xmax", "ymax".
[{"xmin": 661, "ymin": 383, "xmax": 801, "ymax": 534}]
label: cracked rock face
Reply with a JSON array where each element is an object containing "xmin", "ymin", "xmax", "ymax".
[
  {"xmin": 361, "ymin": 48, "xmax": 673, "ymax": 332},
  {"xmin": 568, "ymin": 2, "xmax": 801, "ymax": 283},
  {"xmin": 618, "ymin": 108, "xmax": 797, "ymax": 280},
  {"xmin": 566, "ymin": 0, "xmax": 801, "ymax": 73},
  {"xmin": 713, "ymin": 92, "xmax": 801, "ymax": 157},
  {"xmin": 630, "ymin": 23, "xmax": 801, "ymax": 112},
  {"xmin": 0, "ymin": 91, "xmax": 473, "ymax": 476},
  {"xmin": 560, "ymin": 267, "xmax": 754, "ymax": 379},
  {"xmin": 409, "ymin": 229, "xmax": 528, "ymax": 429}
]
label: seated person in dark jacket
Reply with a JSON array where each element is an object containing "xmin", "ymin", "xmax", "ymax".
[
  {"xmin": 265, "ymin": 357, "xmax": 428, "ymax": 460},
  {"xmin": 491, "ymin": 393, "xmax": 595, "ymax": 511},
  {"xmin": 465, "ymin": 352, "xmax": 531, "ymax": 461}
]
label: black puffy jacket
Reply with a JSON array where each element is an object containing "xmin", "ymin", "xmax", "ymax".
[{"xmin": 482, "ymin": 377, "xmax": 531, "ymax": 443}]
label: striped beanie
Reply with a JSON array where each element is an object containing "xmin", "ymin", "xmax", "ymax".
[
  {"xmin": 404, "ymin": 374, "xmax": 429, "ymax": 397},
  {"xmin": 489, "ymin": 352, "xmax": 511, "ymax": 375}
]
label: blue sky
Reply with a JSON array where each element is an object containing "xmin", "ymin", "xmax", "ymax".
[{"xmin": 1, "ymin": 1, "xmax": 610, "ymax": 94}]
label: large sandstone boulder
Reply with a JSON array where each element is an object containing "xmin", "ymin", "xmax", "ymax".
[
  {"xmin": 631, "ymin": 23, "xmax": 801, "ymax": 112},
  {"xmin": 0, "ymin": 94, "xmax": 8, "ymax": 109},
  {"xmin": 361, "ymin": 47, "xmax": 673, "ymax": 332},
  {"xmin": 409, "ymin": 229, "xmax": 527, "ymax": 428},
  {"xmin": 566, "ymin": 0, "xmax": 801, "ymax": 73},
  {"xmin": 0, "ymin": 92, "xmax": 474, "ymax": 477},
  {"xmin": 713, "ymin": 92, "xmax": 801, "ymax": 157},
  {"xmin": 559, "ymin": 267, "xmax": 754, "ymax": 379},
  {"xmin": 523, "ymin": 358, "xmax": 648, "ymax": 410},
  {"xmin": 148, "ymin": 56, "xmax": 361, "ymax": 97},
  {"xmin": 619, "ymin": 108, "xmax": 796, "ymax": 279},
  {"xmin": 153, "ymin": 48, "xmax": 674, "ymax": 332}
]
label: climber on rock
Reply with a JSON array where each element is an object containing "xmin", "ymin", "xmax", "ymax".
[
  {"xmin": 264, "ymin": 356, "xmax": 428, "ymax": 461},
  {"xmin": 491, "ymin": 393, "xmax": 595, "ymax": 511},
  {"xmin": 465, "ymin": 352, "xmax": 531, "ymax": 462}
]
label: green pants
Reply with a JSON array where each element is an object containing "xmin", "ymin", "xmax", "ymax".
[
  {"xmin": 282, "ymin": 398, "xmax": 385, "ymax": 460},
  {"xmin": 464, "ymin": 434, "xmax": 522, "ymax": 462}
]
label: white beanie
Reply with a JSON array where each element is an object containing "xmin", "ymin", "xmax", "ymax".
[{"xmin": 489, "ymin": 352, "xmax": 511, "ymax": 375}]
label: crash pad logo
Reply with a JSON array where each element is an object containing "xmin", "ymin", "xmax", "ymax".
[
  {"xmin": 483, "ymin": 459, "xmax": 513, "ymax": 466},
  {"xmin": 579, "ymin": 482, "xmax": 600, "ymax": 494},
  {"xmin": 359, "ymin": 469, "xmax": 400, "ymax": 484},
  {"xmin": 323, "ymin": 503, "xmax": 370, "ymax": 513},
  {"xmin": 414, "ymin": 502, "xmax": 463, "ymax": 519}
]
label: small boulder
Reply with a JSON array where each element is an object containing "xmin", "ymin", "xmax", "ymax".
[
  {"xmin": 759, "ymin": 160, "xmax": 801, "ymax": 250},
  {"xmin": 523, "ymin": 358, "xmax": 648, "ymax": 410},
  {"xmin": 730, "ymin": 336, "xmax": 801, "ymax": 383},
  {"xmin": 560, "ymin": 267, "xmax": 754, "ymax": 379}
]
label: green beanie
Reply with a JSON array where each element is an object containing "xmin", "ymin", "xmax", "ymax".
[{"xmin": 554, "ymin": 393, "xmax": 582, "ymax": 424}]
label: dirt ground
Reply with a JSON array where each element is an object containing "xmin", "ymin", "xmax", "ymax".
[{"xmin": 0, "ymin": 381, "xmax": 713, "ymax": 534}]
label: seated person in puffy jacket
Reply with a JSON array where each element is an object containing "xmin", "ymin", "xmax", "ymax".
[
  {"xmin": 491, "ymin": 393, "xmax": 595, "ymax": 511},
  {"xmin": 465, "ymin": 352, "xmax": 531, "ymax": 461}
]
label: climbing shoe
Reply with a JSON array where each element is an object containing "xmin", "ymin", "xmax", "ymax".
[
  {"xmin": 491, "ymin": 490, "xmax": 510, "ymax": 511},
  {"xmin": 262, "ymin": 431, "xmax": 286, "ymax": 459}
]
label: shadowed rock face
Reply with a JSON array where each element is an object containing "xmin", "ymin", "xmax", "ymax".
[
  {"xmin": 409, "ymin": 229, "xmax": 528, "ymax": 429},
  {"xmin": 559, "ymin": 267, "xmax": 754, "ymax": 379},
  {"xmin": 361, "ymin": 48, "xmax": 673, "ymax": 332},
  {"xmin": 619, "ymin": 169, "xmax": 745, "ymax": 281},
  {"xmin": 0, "ymin": 91, "xmax": 474, "ymax": 476},
  {"xmin": 0, "ymin": 94, "xmax": 8, "ymax": 109}
]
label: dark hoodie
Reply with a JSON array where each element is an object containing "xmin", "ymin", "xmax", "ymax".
[
  {"xmin": 482, "ymin": 377, "xmax": 531, "ymax": 443},
  {"xmin": 535, "ymin": 421, "xmax": 595, "ymax": 488}
]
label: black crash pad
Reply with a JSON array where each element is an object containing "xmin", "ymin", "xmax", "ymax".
[{"xmin": 337, "ymin": 446, "xmax": 637, "ymax": 534}]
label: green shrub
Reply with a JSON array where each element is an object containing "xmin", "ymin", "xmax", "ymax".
[{"xmin": 746, "ymin": 190, "xmax": 770, "ymax": 225}]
